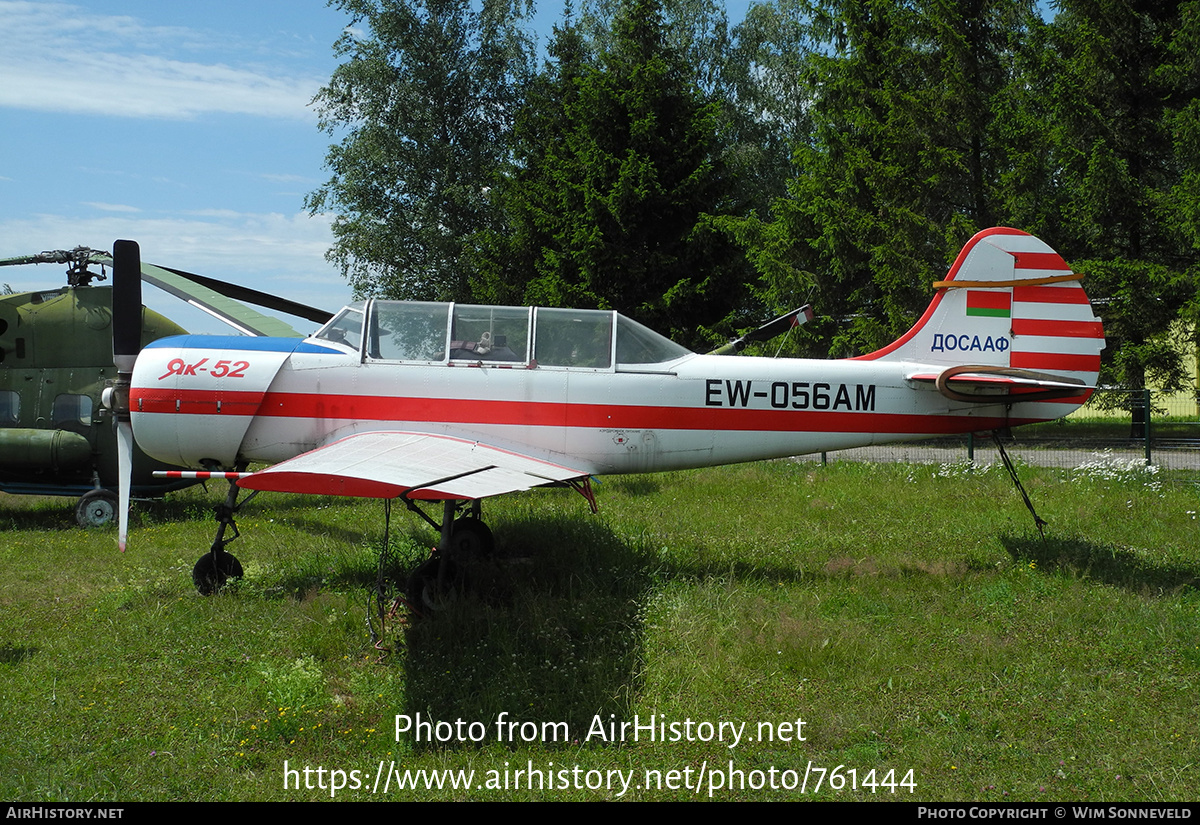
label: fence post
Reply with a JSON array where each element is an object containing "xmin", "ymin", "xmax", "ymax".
[
  {"xmin": 967, "ymin": 432, "xmax": 974, "ymax": 462},
  {"xmin": 1144, "ymin": 387, "xmax": 1152, "ymax": 464}
]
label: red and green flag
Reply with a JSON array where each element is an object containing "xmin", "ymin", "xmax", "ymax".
[{"xmin": 966, "ymin": 291, "xmax": 1011, "ymax": 318}]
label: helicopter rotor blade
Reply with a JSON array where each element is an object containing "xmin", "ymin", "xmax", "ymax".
[
  {"xmin": 111, "ymin": 239, "xmax": 142, "ymax": 552},
  {"xmin": 156, "ymin": 264, "xmax": 332, "ymax": 325},
  {"xmin": 741, "ymin": 305, "xmax": 814, "ymax": 346}
]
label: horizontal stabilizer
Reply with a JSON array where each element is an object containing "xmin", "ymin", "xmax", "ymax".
[{"xmin": 908, "ymin": 365, "xmax": 1091, "ymax": 403}]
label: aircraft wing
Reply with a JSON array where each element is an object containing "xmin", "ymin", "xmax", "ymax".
[{"xmin": 236, "ymin": 431, "xmax": 591, "ymax": 500}]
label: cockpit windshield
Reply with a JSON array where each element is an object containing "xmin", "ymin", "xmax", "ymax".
[
  {"xmin": 615, "ymin": 314, "xmax": 692, "ymax": 366},
  {"xmin": 313, "ymin": 302, "xmax": 365, "ymax": 351}
]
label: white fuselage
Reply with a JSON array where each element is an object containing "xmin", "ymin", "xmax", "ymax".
[{"xmin": 130, "ymin": 334, "xmax": 1076, "ymax": 478}]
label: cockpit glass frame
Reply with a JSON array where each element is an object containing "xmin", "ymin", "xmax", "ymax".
[
  {"xmin": 313, "ymin": 302, "xmax": 366, "ymax": 353},
  {"xmin": 317, "ymin": 300, "xmax": 693, "ymax": 370},
  {"xmin": 366, "ymin": 301, "xmax": 450, "ymax": 363},
  {"xmin": 449, "ymin": 304, "xmax": 531, "ymax": 364},
  {"xmin": 532, "ymin": 308, "xmax": 614, "ymax": 369}
]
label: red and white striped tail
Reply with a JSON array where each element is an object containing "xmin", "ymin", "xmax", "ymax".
[{"xmin": 860, "ymin": 227, "xmax": 1104, "ymax": 390}]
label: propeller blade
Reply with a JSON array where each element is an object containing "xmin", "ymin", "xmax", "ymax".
[
  {"xmin": 112, "ymin": 240, "xmax": 142, "ymax": 369},
  {"xmin": 111, "ymin": 239, "xmax": 142, "ymax": 551},
  {"xmin": 116, "ymin": 420, "xmax": 133, "ymax": 553}
]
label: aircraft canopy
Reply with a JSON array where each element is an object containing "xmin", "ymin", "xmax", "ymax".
[{"xmin": 313, "ymin": 301, "xmax": 692, "ymax": 369}]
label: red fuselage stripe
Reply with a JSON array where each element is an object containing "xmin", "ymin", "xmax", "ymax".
[{"xmin": 132, "ymin": 387, "xmax": 1060, "ymax": 434}]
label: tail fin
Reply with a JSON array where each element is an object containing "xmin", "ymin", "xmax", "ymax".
[{"xmin": 859, "ymin": 227, "xmax": 1104, "ymax": 403}]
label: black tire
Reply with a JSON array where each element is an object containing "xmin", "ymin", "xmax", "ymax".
[
  {"xmin": 406, "ymin": 555, "xmax": 458, "ymax": 613},
  {"xmin": 192, "ymin": 551, "xmax": 243, "ymax": 596},
  {"xmin": 448, "ymin": 517, "xmax": 494, "ymax": 560},
  {"xmin": 75, "ymin": 489, "xmax": 118, "ymax": 528}
]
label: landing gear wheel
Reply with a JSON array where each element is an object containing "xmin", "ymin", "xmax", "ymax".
[
  {"xmin": 192, "ymin": 551, "xmax": 243, "ymax": 596},
  {"xmin": 75, "ymin": 489, "xmax": 118, "ymax": 528},
  {"xmin": 449, "ymin": 517, "xmax": 494, "ymax": 560},
  {"xmin": 406, "ymin": 555, "xmax": 458, "ymax": 613}
]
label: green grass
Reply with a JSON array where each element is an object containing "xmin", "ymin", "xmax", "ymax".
[{"xmin": 0, "ymin": 459, "xmax": 1196, "ymax": 800}]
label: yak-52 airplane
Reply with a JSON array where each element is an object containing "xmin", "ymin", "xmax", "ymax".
[{"xmin": 103, "ymin": 228, "xmax": 1104, "ymax": 597}]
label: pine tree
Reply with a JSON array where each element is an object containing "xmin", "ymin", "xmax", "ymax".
[
  {"xmin": 480, "ymin": 0, "xmax": 752, "ymax": 345},
  {"xmin": 718, "ymin": 0, "xmax": 1042, "ymax": 356},
  {"xmin": 1044, "ymin": 0, "xmax": 1200, "ymax": 430}
]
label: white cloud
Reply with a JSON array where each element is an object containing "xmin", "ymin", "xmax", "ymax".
[
  {"xmin": 257, "ymin": 172, "xmax": 311, "ymax": 184},
  {"xmin": 0, "ymin": 1, "xmax": 322, "ymax": 120},
  {"xmin": 81, "ymin": 202, "xmax": 141, "ymax": 213}
]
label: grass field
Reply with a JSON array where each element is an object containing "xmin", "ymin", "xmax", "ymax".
[{"xmin": 0, "ymin": 457, "xmax": 1196, "ymax": 801}]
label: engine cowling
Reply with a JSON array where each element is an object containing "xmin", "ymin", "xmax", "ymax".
[{"xmin": 129, "ymin": 335, "xmax": 300, "ymax": 468}]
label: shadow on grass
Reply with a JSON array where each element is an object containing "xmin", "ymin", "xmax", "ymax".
[
  {"xmin": 0, "ymin": 499, "xmax": 81, "ymax": 530},
  {"xmin": 400, "ymin": 514, "xmax": 657, "ymax": 750},
  {"xmin": 246, "ymin": 525, "xmax": 423, "ymax": 599},
  {"xmin": 1001, "ymin": 533, "xmax": 1200, "ymax": 594},
  {"xmin": 0, "ymin": 644, "xmax": 37, "ymax": 664},
  {"xmin": 397, "ymin": 509, "xmax": 1005, "ymax": 751},
  {"xmin": 395, "ymin": 510, "xmax": 919, "ymax": 752},
  {"xmin": 0, "ymin": 487, "xmax": 234, "ymax": 533},
  {"xmin": 604, "ymin": 476, "xmax": 662, "ymax": 497}
]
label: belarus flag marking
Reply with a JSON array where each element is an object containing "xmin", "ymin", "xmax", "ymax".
[{"xmin": 966, "ymin": 291, "xmax": 1012, "ymax": 318}]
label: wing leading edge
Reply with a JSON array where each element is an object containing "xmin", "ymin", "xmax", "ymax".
[{"xmin": 236, "ymin": 431, "xmax": 590, "ymax": 500}]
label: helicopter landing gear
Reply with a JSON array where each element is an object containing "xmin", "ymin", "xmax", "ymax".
[
  {"xmin": 75, "ymin": 488, "xmax": 118, "ymax": 527},
  {"xmin": 193, "ymin": 475, "xmax": 257, "ymax": 595}
]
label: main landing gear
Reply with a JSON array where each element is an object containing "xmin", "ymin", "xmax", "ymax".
[
  {"xmin": 402, "ymin": 499, "xmax": 495, "ymax": 613},
  {"xmin": 398, "ymin": 479, "xmax": 596, "ymax": 614},
  {"xmin": 193, "ymin": 475, "xmax": 257, "ymax": 595}
]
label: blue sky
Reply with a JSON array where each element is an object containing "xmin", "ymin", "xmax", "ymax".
[
  {"xmin": 0, "ymin": 0, "xmax": 756, "ymax": 333},
  {"xmin": 0, "ymin": 0, "xmax": 363, "ymax": 332}
]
